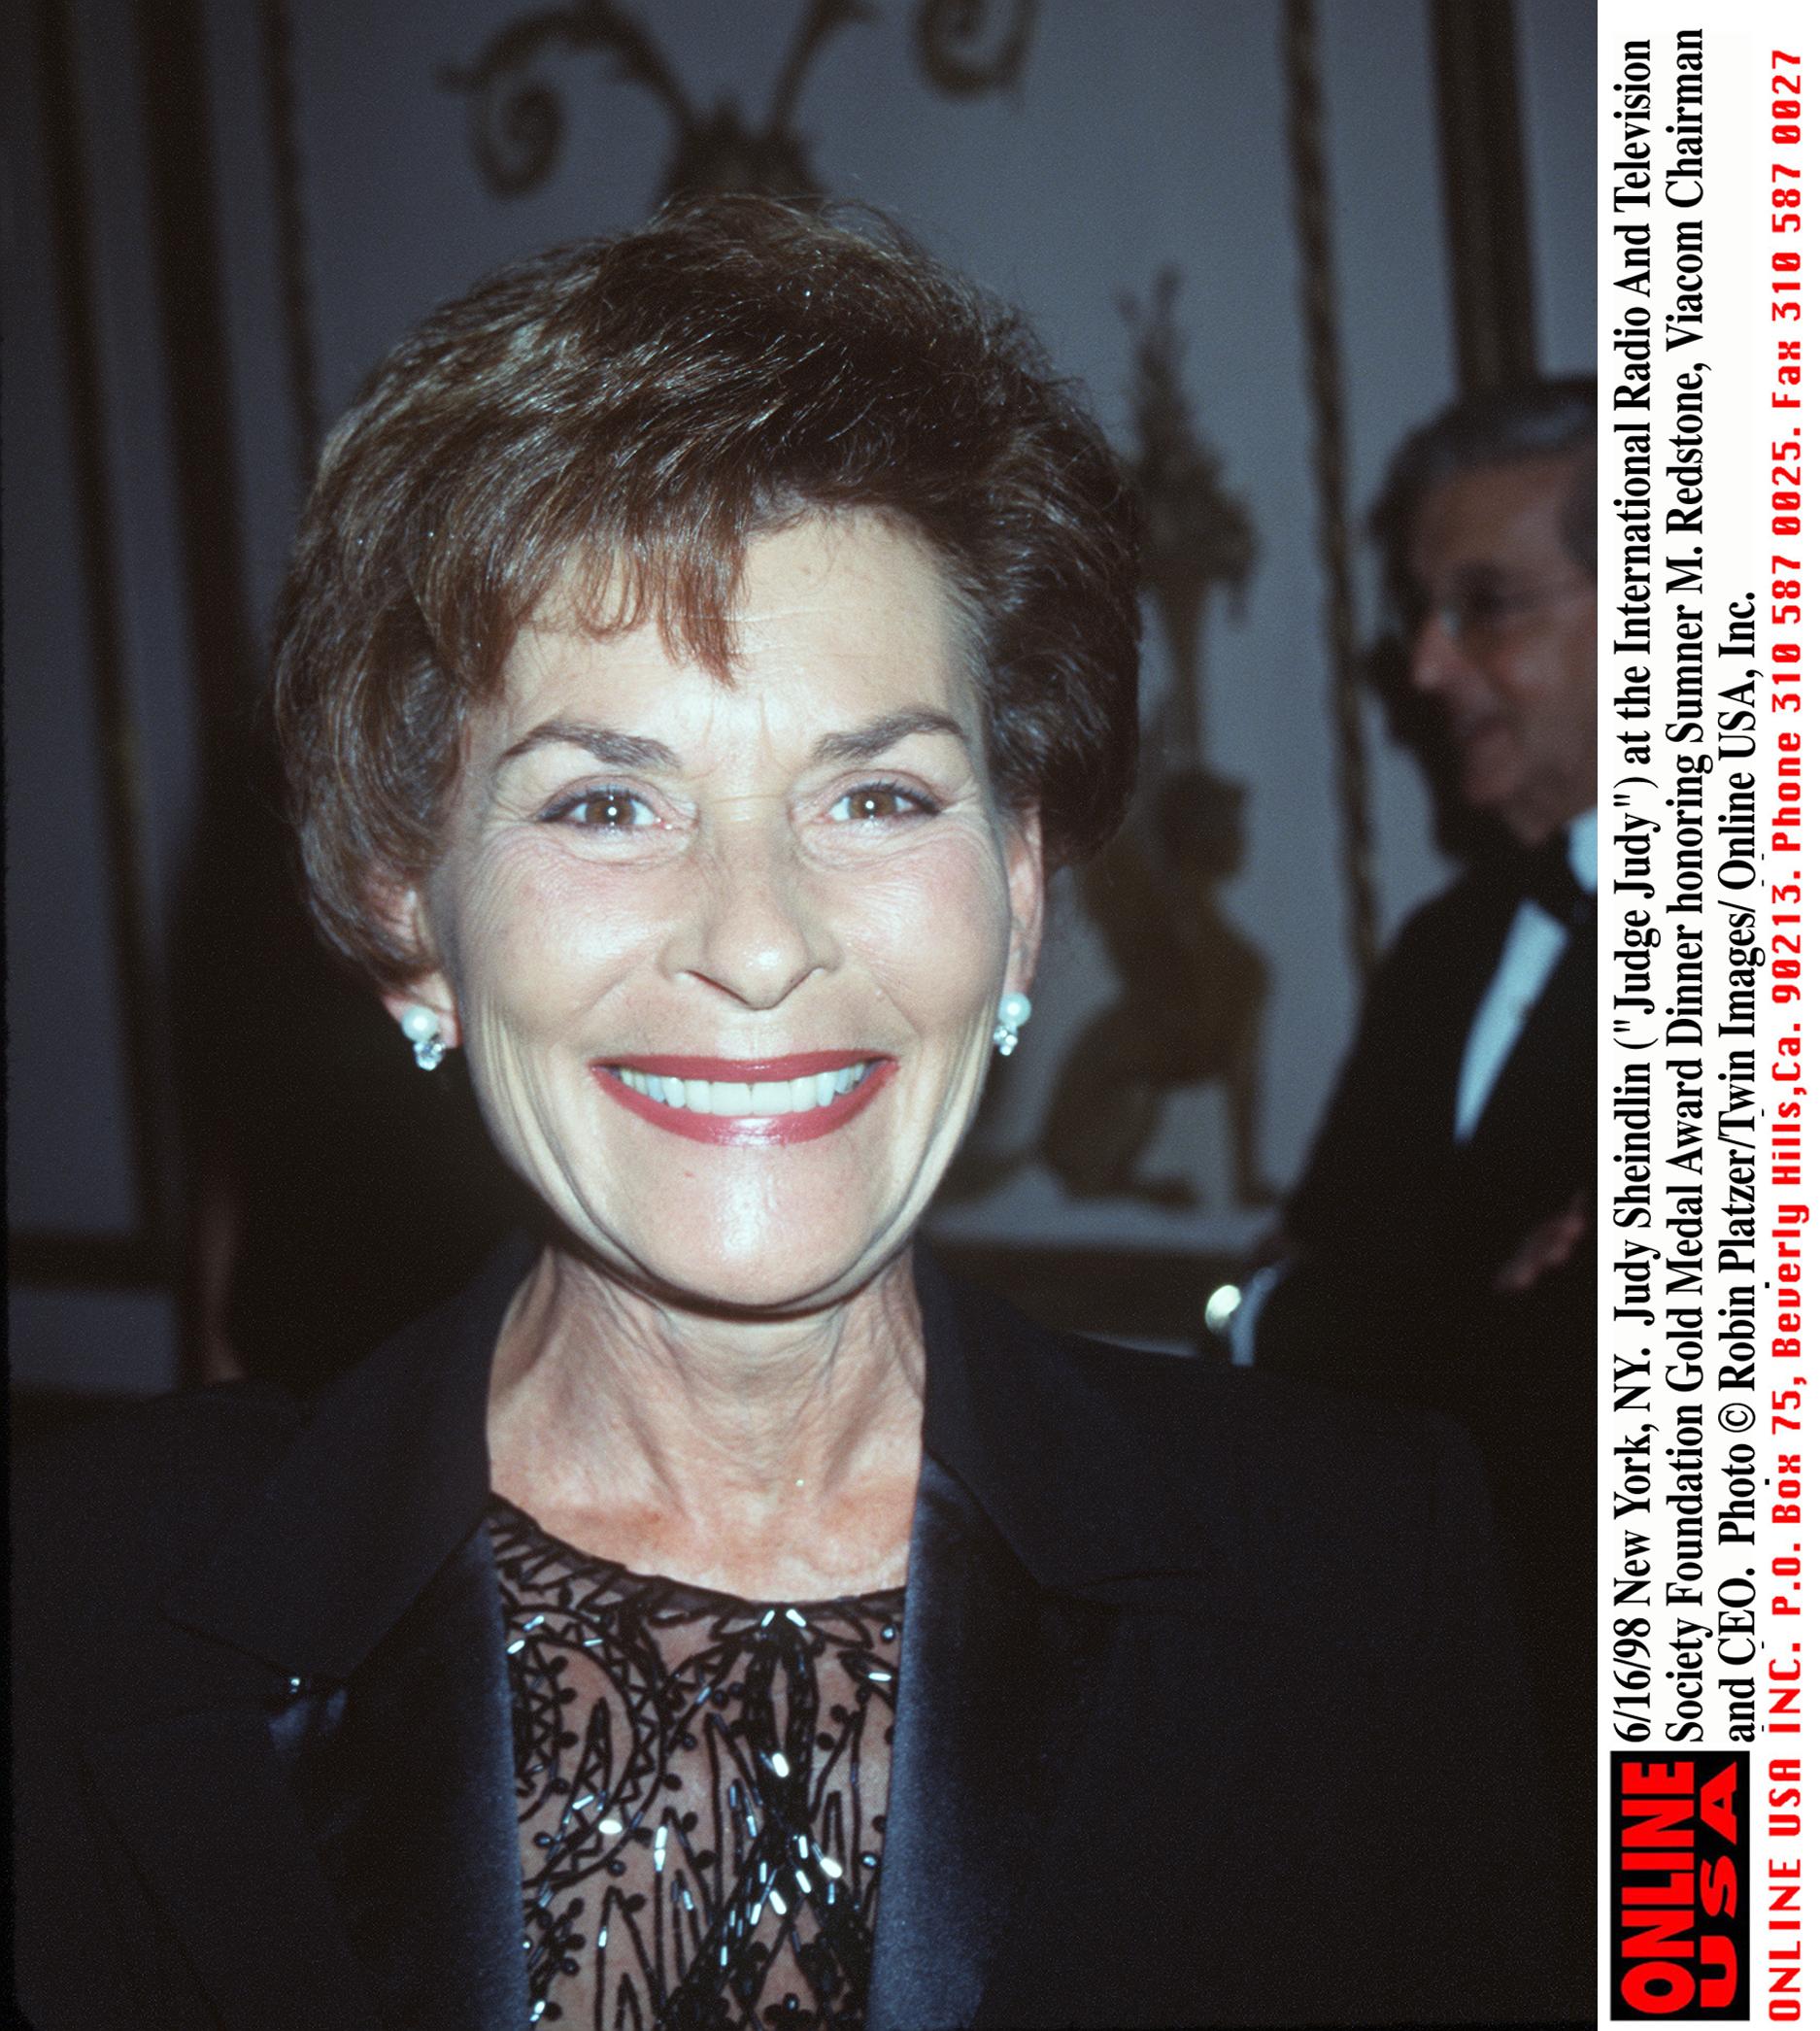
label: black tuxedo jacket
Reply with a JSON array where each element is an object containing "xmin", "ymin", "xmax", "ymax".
[
  {"xmin": 1256, "ymin": 861, "xmax": 1595, "ymax": 1543},
  {"xmin": 15, "ymin": 1244, "xmax": 1568, "ymax": 2028},
  {"xmin": 1264, "ymin": 862, "xmax": 1594, "ymax": 1375},
  {"xmin": 1258, "ymin": 863, "xmax": 1595, "ymax": 1532}
]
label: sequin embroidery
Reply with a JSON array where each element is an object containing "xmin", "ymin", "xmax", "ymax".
[{"xmin": 487, "ymin": 1496, "xmax": 901, "ymax": 2030}]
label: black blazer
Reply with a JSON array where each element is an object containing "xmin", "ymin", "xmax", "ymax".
[{"xmin": 15, "ymin": 1244, "xmax": 1569, "ymax": 2028}]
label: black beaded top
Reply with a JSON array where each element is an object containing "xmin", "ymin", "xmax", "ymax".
[{"xmin": 486, "ymin": 1496, "xmax": 903, "ymax": 2030}]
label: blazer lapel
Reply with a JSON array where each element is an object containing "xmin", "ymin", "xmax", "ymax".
[
  {"xmin": 279, "ymin": 1525, "xmax": 528, "ymax": 2031},
  {"xmin": 866, "ymin": 1455, "xmax": 1116, "ymax": 2031},
  {"xmin": 106, "ymin": 1238, "xmax": 539, "ymax": 2031},
  {"xmin": 86, "ymin": 1535, "xmax": 527, "ymax": 2031},
  {"xmin": 865, "ymin": 1263, "xmax": 1230, "ymax": 2031}
]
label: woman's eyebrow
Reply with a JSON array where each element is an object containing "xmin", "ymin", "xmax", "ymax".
[
  {"xmin": 493, "ymin": 721, "xmax": 681, "ymax": 779},
  {"xmin": 492, "ymin": 707, "xmax": 968, "ymax": 783},
  {"xmin": 809, "ymin": 709, "xmax": 969, "ymax": 766}
]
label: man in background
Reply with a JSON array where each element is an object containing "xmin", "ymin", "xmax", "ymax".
[{"xmin": 1242, "ymin": 377, "xmax": 1597, "ymax": 1979}]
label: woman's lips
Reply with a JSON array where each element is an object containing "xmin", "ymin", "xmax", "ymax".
[{"xmin": 591, "ymin": 1054, "xmax": 896, "ymax": 1146}]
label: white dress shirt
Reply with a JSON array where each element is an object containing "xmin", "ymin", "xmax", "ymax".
[{"xmin": 1452, "ymin": 808, "xmax": 1596, "ymax": 1139}]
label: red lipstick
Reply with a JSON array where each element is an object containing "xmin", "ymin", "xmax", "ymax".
[{"xmin": 591, "ymin": 1056, "xmax": 895, "ymax": 1146}]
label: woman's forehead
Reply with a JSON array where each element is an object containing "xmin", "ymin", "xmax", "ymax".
[{"xmin": 492, "ymin": 517, "xmax": 982, "ymax": 752}]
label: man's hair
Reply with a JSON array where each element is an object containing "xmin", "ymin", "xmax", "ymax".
[
  {"xmin": 1369, "ymin": 375, "xmax": 1597, "ymax": 597},
  {"xmin": 270, "ymin": 195, "xmax": 1141, "ymax": 987}
]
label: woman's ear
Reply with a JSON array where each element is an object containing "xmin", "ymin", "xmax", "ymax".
[
  {"xmin": 375, "ymin": 885, "xmax": 462, "ymax": 1048},
  {"xmin": 1003, "ymin": 807, "xmax": 1045, "ymax": 996}
]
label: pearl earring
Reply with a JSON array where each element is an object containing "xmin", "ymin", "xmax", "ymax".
[
  {"xmin": 399, "ymin": 1002, "xmax": 447, "ymax": 1071},
  {"xmin": 993, "ymin": 991, "xmax": 1031, "ymax": 1057}
]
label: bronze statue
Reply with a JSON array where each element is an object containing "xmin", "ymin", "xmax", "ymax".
[{"xmin": 1039, "ymin": 273, "xmax": 1272, "ymax": 1209}]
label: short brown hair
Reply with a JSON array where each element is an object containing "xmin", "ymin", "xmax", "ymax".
[{"xmin": 271, "ymin": 196, "xmax": 1142, "ymax": 986}]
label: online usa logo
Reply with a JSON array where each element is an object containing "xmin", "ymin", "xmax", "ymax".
[{"xmin": 1611, "ymin": 1754, "xmax": 1747, "ymax": 2018}]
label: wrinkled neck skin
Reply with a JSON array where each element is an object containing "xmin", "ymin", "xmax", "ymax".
[{"xmin": 486, "ymin": 1241, "xmax": 927, "ymax": 1601}]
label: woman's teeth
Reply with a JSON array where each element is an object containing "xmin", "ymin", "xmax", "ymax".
[{"xmin": 612, "ymin": 1063, "xmax": 874, "ymax": 1116}]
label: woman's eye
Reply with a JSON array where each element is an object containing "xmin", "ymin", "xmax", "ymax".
[
  {"xmin": 547, "ymin": 788, "xmax": 656, "ymax": 830},
  {"xmin": 829, "ymin": 783, "xmax": 935, "ymax": 824}
]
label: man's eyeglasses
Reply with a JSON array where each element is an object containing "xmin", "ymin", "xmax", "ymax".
[{"xmin": 1391, "ymin": 576, "xmax": 1592, "ymax": 653}]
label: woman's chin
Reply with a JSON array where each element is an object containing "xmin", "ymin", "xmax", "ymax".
[{"xmin": 571, "ymin": 1219, "xmax": 904, "ymax": 1321}]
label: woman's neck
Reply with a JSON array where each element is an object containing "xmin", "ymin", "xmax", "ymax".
[{"xmin": 485, "ymin": 1244, "xmax": 927, "ymax": 1599}]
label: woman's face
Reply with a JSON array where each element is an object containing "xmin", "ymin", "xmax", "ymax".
[{"xmin": 391, "ymin": 513, "xmax": 1041, "ymax": 1314}]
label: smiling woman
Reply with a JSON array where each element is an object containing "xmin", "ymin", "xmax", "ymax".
[
  {"xmin": 16, "ymin": 198, "xmax": 1568, "ymax": 2029},
  {"xmin": 410, "ymin": 515, "xmax": 1035, "ymax": 1329}
]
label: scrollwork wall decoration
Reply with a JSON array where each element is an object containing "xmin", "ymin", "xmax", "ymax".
[
  {"xmin": 441, "ymin": 0, "xmax": 770, "ymax": 201},
  {"xmin": 443, "ymin": 0, "xmax": 1036, "ymax": 207},
  {"xmin": 914, "ymin": 0, "xmax": 1039, "ymax": 99}
]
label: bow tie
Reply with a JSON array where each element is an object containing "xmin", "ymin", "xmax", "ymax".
[{"xmin": 1508, "ymin": 832, "xmax": 1593, "ymax": 931}]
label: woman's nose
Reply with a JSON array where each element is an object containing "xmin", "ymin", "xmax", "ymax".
[{"xmin": 664, "ymin": 823, "xmax": 835, "ymax": 1010}]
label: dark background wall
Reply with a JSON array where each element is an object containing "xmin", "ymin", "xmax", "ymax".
[{"xmin": 7, "ymin": 0, "xmax": 1594, "ymax": 1393}]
